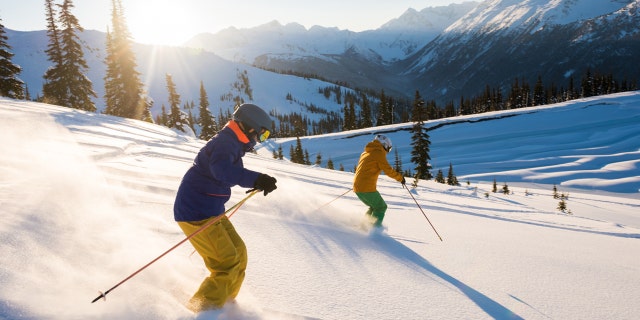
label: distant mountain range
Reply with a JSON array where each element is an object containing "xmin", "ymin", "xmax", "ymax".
[
  {"xmin": 6, "ymin": 0, "xmax": 640, "ymax": 115},
  {"xmin": 185, "ymin": 0, "xmax": 640, "ymax": 103}
]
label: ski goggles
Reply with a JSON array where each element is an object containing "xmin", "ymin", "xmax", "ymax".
[{"xmin": 258, "ymin": 128, "xmax": 270, "ymax": 142}]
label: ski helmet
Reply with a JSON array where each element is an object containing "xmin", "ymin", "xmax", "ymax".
[
  {"xmin": 233, "ymin": 104, "xmax": 272, "ymax": 141},
  {"xmin": 374, "ymin": 134, "xmax": 392, "ymax": 152}
]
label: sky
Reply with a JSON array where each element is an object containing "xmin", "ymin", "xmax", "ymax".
[
  {"xmin": 0, "ymin": 0, "xmax": 464, "ymax": 45},
  {"xmin": 1, "ymin": 91, "xmax": 639, "ymax": 319}
]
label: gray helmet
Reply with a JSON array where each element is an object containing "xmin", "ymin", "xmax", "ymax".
[{"xmin": 233, "ymin": 103, "xmax": 271, "ymax": 134}]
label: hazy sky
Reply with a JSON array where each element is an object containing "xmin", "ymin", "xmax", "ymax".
[{"xmin": 0, "ymin": 0, "xmax": 465, "ymax": 45}]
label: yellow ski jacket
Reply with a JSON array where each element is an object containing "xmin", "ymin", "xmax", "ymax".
[{"xmin": 353, "ymin": 140, "xmax": 404, "ymax": 193}]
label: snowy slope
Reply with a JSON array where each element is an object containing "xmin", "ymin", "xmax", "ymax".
[
  {"xmin": 1, "ymin": 96, "xmax": 639, "ymax": 320},
  {"xmin": 271, "ymin": 91, "xmax": 640, "ymax": 194}
]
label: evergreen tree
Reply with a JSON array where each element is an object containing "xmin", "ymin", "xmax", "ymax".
[
  {"xmin": 376, "ymin": 89, "xmax": 392, "ymax": 126},
  {"xmin": 557, "ymin": 198, "xmax": 567, "ymax": 213},
  {"xmin": 434, "ymin": 169, "xmax": 445, "ymax": 184},
  {"xmin": 411, "ymin": 90, "xmax": 427, "ymax": 122},
  {"xmin": 393, "ymin": 148, "xmax": 402, "ymax": 173},
  {"xmin": 185, "ymin": 101, "xmax": 196, "ymax": 133},
  {"xmin": 42, "ymin": 0, "xmax": 65, "ymax": 105},
  {"xmin": 315, "ymin": 152, "xmax": 322, "ymax": 166},
  {"xmin": 293, "ymin": 137, "xmax": 304, "ymax": 164},
  {"xmin": 502, "ymin": 182, "xmax": 510, "ymax": 195},
  {"xmin": 103, "ymin": 0, "xmax": 149, "ymax": 120},
  {"xmin": 304, "ymin": 150, "xmax": 310, "ymax": 165},
  {"xmin": 410, "ymin": 92, "xmax": 432, "ymax": 180},
  {"xmin": 289, "ymin": 145, "xmax": 295, "ymax": 162},
  {"xmin": 159, "ymin": 104, "xmax": 168, "ymax": 126},
  {"xmin": 446, "ymin": 162, "xmax": 459, "ymax": 186},
  {"xmin": 343, "ymin": 98, "xmax": 356, "ymax": 131},
  {"xmin": 277, "ymin": 145, "xmax": 283, "ymax": 160},
  {"xmin": 165, "ymin": 73, "xmax": 185, "ymax": 132},
  {"xmin": 360, "ymin": 93, "xmax": 373, "ymax": 128},
  {"xmin": 492, "ymin": 179, "xmax": 498, "ymax": 193},
  {"xmin": 43, "ymin": 0, "xmax": 97, "ymax": 111},
  {"xmin": 444, "ymin": 101, "xmax": 456, "ymax": 117},
  {"xmin": 326, "ymin": 158, "xmax": 334, "ymax": 170},
  {"xmin": 0, "ymin": 18, "xmax": 24, "ymax": 99},
  {"xmin": 198, "ymin": 81, "xmax": 217, "ymax": 140},
  {"xmin": 533, "ymin": 75, "xmax": 545, "ymax": 106}
]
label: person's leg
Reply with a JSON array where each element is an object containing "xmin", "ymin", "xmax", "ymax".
[
  {"xmin": 355, "ymin": 191, "xmax": 388, "ymax": 227},
  {"xmin": 220, "ymin": 217, "xmax": 247, "ymax": 301},
  {"xmin": 178, "ymin": 216, "xmax": 244, "ymax": 312}
]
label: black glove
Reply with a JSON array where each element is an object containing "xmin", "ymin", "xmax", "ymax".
[
  {"xmin": 401, "ymin": 177, "xmax": 406, "ymax": 185},
  {"xmin": 253, "ymin": 173, "xmax": 277, "ymax": 196}
]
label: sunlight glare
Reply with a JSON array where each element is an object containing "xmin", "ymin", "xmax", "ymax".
[{"xmin": 124, "ymin": 0, "xmax": 194, "ymax": 46}]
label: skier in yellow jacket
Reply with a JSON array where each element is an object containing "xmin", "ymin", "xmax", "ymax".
[{"xmin": 353, "ymin": 134, "xmax": 405, "ymax": 229}]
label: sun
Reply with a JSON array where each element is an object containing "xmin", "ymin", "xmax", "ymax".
[{"xmin": 122, "ymin": 0, "xmax": 196, "ymax": 46}]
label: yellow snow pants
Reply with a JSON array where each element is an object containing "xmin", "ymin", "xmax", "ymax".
[{"xmin": 178, "ymin": 215, "xmax": 247, "ymax": 312}]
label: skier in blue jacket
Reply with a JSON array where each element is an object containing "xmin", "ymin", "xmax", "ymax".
[{"xmin": 174, "ymin": 103, "xmax": 277, "ymax": 312}]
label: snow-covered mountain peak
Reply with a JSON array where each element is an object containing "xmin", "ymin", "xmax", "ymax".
[
  {"xmin": 184, "ymin": 2, "xmax": 478, "ymax": 63},
  {"xmin": 446, "ymin": 0, "xmax": 635, "ymax": 34},
  {"xmin": 381, "ymin": 2, "xmax": 479, "ymax": 31}
]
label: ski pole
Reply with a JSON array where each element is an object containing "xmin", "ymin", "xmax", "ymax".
[
  {"xmin": 403, "ymin": 184, "xmax": 443, "ymax": 241},
  {"xmin": 91, "ymin": 189, "xmax": 260, "ymax": 303},
  {"xmin": 315, "ymin": 188, "xmax": 352, "ymax": 211}
]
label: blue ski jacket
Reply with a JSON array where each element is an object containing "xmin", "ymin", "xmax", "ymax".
[{"xmin": 174, "ymin": 120, "xmax": 261, "ymax": 222}]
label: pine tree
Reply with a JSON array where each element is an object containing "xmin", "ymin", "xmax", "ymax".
[
  {"xmin": 343, "ymin": 98, "xmax": 356, "ymax": 130},
  {"xmin": 289, "ymin": 145, "xmax": 295, "ymax": 162},
  {"xmin": 42, "ymin": 0, "xmax": 65, "ymax": 105},
  {"xmin": 165, "ymin": 73, "xmax": 185, "ymax": 132},
  {"xmin": 159, "ymin": 104, "xmax": 168, "ymax": 126},
  {"xmin": 411, "ymin": 90, "xmax": 427, "ymax": 122},
  {"xmin": 502, "ymin": 182, "xmax": 510, "ymax": 195},
  {"xmin": 103, "ymin": 0, "xmax": 149, "ymax": 120},
  {"xmin": 0, "ymin": 18, "xmax": 24, "ymax": 99},
  {"xmin": 376, "ymin": 89, "xmax": 391, "ymax": 126},
  {"xmin": 492, "ymin": 179, "xmax": 498, "ymax": 193},
  {"xmin": 326, "ymin": 158, "xmax": 334, "ymax": 170},
  {"xmin": 533, "ymin": 75, "xmax": 545, "ymax": 106},
  {"xmin": 434, "ymin": 169, "xmax": 445, "ymax": 184},
  {"xmin": 315, "ymin": 152, "xmax": 322, "ymax": 166},
  {"xmin": 185, "ymin": 101, "xmax": 196, "ymax": 133},
  {"xmin": 410, "ymin": 91, "xmax": 432, "ymax": 180},
  {"xmin": 44, "ymin": 0, "xmax": 97, "ymax": 111},
  {"xmin": 393, "ymin": 148, "xmax": 402, "ymax": 173},
  {"xmin": 198, "ymin": 81, "xmax": 217, "ymax": 140},
  {"xmin": 293, "ymin": 137, "xmax": 304, "ymax": 164},
  {"xmin": 304, "ymin": 150, "xmax": 310, "ymax": 165},
  {"xmin": 557, "ymin": 198, "xmax": 567, "ymax": 213},
  {"xmin": 360, "ymin": 93, "xmax": 373, "ymax": 128},
  {"xmin": 446, "ymin": 162, "xmax": 459, "ymax": 186}
]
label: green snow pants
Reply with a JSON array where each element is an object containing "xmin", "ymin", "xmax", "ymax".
[
  {"xmin": 178, "ymin": 215, "xmax": 247, "ymax": 312},
  {"xmin": 355, "ymin": 191, "xmax": 388, "ymax": 227}
]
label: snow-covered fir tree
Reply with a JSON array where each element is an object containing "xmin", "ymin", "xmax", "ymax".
[
  {"xmin": 103, "ymin": 0, "xmax": 150, "ymax": 120},
  {"xmin": 0, "ymin": 18, "xmax": 24, "ymax": 99},
  {"xmin": 198, "ymin": 81, "xmax": 217, "ymax": 140},
  {"xmin": 42, "ymin": 0, "xmax": 96, "ymax": 111}
]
